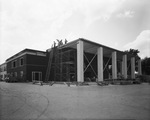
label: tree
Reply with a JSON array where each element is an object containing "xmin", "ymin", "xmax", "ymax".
[
  {"xmin": 142, "ymin": 57, "xmax": 150, "ymax": 75},
  {"xmin": 124, "ymin": 49, "xmax": 140, "ymax": 72},
  {"xmin": 124, "ymin": 49, "xmax": 150, "ymax": 75},
  {"xmin": 124, "ymin": 49, "xmax": 140, "ymax": 57}
]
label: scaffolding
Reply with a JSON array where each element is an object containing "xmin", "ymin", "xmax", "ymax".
[{"xmin": 45, "ymin": 46, "xmax": 77, "ymax": 82}]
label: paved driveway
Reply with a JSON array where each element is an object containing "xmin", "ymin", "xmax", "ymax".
[{"xmin": 0, "ymin": 82, "xmax": 150, "ymax": 120}]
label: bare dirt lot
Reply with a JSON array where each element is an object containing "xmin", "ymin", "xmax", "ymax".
[{"xmin": 0, "ymin": 82, "xmax": 150, "ymax": 120}]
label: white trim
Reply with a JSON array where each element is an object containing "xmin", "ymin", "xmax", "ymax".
[
  {"xmin": 36, "ymin": 52, "xmax": 46, "ymax": 56},
  {"xmin": 6, "ymin": 51, "xmax": 46, "ymax": 63}
]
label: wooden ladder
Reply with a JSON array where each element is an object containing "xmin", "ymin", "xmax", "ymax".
[{"xmin": 45, "ymin": 49, "xmax": 54, "ymax": 82}]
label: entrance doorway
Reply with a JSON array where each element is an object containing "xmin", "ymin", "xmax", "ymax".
[{"xmin": 32, "ymin": 72, "xmax": 42, "ymax": 81}]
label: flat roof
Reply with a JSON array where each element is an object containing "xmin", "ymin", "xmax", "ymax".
[
  {"xmin": 6, "ymin": 48, "xmax": 46, "ymax": 62},
  {"xmin": 0, "ymin": 62, "xmax": 6, "ymax": 67},
  {"xmin": 59, "ymin": 38, "xmax": 139, "ymax": 60}
]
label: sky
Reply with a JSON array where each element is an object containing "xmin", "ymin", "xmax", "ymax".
[{"xmin": 0, "ymin": 0, "xmax": 150, "ymax": 64}]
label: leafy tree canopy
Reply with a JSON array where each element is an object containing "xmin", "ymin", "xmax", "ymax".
[
  {"xmin": 142, "ymin": 57, "xmax": 150, "ymax": 75},
  {"xmin": 124, "ymin": 49, "xmax": 140, "ymax": 57}
]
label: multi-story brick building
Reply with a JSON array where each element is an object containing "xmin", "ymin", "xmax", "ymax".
[{"xmin": 6, "ymin": 49, "xmax": 47, "ymax": 82}]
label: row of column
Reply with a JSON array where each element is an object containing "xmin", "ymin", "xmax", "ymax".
[
  {"xmin": 121, "ymin": 55, "xmax": 142, "ymax": 79},
  {"xmin": 77, "ymin": 41, "xmax": 142, "ymax": 82}
]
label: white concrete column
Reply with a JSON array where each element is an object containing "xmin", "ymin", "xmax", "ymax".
[
  {"xmin": 97, "ymin": 47, "xmax": 103, "ymax": 81},
  {"xmin": 138, "ymin": 59, "xmax": 142, "ymax": 75},
  {"xmin": 77, "ymin": 40, "xmax": 84, "ymax": 82},
  {"xmin": 131, "ymin": 57, "xmax": 135, "ymax": 79},
  {"xmin": 112, "ymin": 51, "xmax": 117, "ymax": 79},
  {"xmin": 122, "ymin": 55, "xmax": 127, "ymax": 79}
]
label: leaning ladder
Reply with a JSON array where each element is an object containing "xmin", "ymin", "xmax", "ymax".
[{"xmin": 45, "ymin": 49, "xmax": 54, "ymax": 82}]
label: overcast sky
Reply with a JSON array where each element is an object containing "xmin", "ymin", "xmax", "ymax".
[{"xmin": 0, "ymin": 0, "xmax": 150, "ymax": 64}]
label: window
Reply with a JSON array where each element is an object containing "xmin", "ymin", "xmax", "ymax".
[
  {"xmin": 20, "ymin": 58, "xmax": 24, "ymax": 66},
  {"xmin": 20, "ymin": 71, "xmax": 23, "ymax": 78},
  {"xmin": 14, "ymin": 72, "xmax": 17, "ymax": 77},
  {"xmin": 11, "ymin": 72, "xmax": 14, "ymax": 77},
  {"xmin": 4, "ymin": 66, "xmax": 6, "ymax": 71},
  {"xmin": 12, "ymin": 60, "xmax": 17, "ymax": 68}
]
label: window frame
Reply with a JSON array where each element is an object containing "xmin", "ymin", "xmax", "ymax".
[
  {"xmin": 32, "ymin": 71, "xmax": 42, "ymax": 81},
  {"xmin": 12, "ymin": 60, "xmax": 17, "ymax": 68},
  {"xmin": 20, "ymin": 57, "xmax": 24, "ymax": 66},
  {"xmin": 20, "ymin": 71, "xmax": 23, "ymax": 78}
]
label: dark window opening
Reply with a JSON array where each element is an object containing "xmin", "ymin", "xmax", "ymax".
[
  {"xmin": 20, "ymin": 58, "xmax": 24, "ymax": 66},
  {"xmin": 12, "ymin": 61, "xmax": 17, "ymax": 68}
]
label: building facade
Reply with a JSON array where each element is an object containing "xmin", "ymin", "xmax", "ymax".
[
  {"xmin": 4, "ymin": 38, "xmax": 142, "ymax": 83},
  {"xmin": 0, "ymin": 62, "xmax": 7, "ymax": 81},
  {"xmin": 6, "ymin": 49, "xmax": 47, "ymax": 82},
  {"xmin": 47, "ymin": 38, "xmax": 142, "ymax": 82}
]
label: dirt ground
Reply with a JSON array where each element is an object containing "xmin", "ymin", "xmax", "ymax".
[{"xmin": 0, "ymin": 82, "xmax": 150, "ymax": 120}]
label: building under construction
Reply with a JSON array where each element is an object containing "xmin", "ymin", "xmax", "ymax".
[{"xmin": 45, "ymin": 38, "xmax": 142, "ymax": 83}]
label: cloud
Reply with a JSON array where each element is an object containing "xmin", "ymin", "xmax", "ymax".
[
  {"xmin": 0, "ymin": 0, "xmax": 73, "ymax": 44},
  {"xmin": 124, "ymin": 30, "xmax": 150, "ymax": 58},
  {"xmin": 1, "ymin": 0, "xmax": 125, "ymax": 40},
  {"xmin": 66, "ymin": 32, "xmax": 79, "ymax": 41},
  {"xmin": 0, "ymin": 0, "xmax": 126, "ymax": 64},
  {"xmin": 117, "ymin": 10, "xmax": 135, "ymax": 18},
  {"xmin": 77, "ymin": 0, "xmax": 125, "ymax": 26}
]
